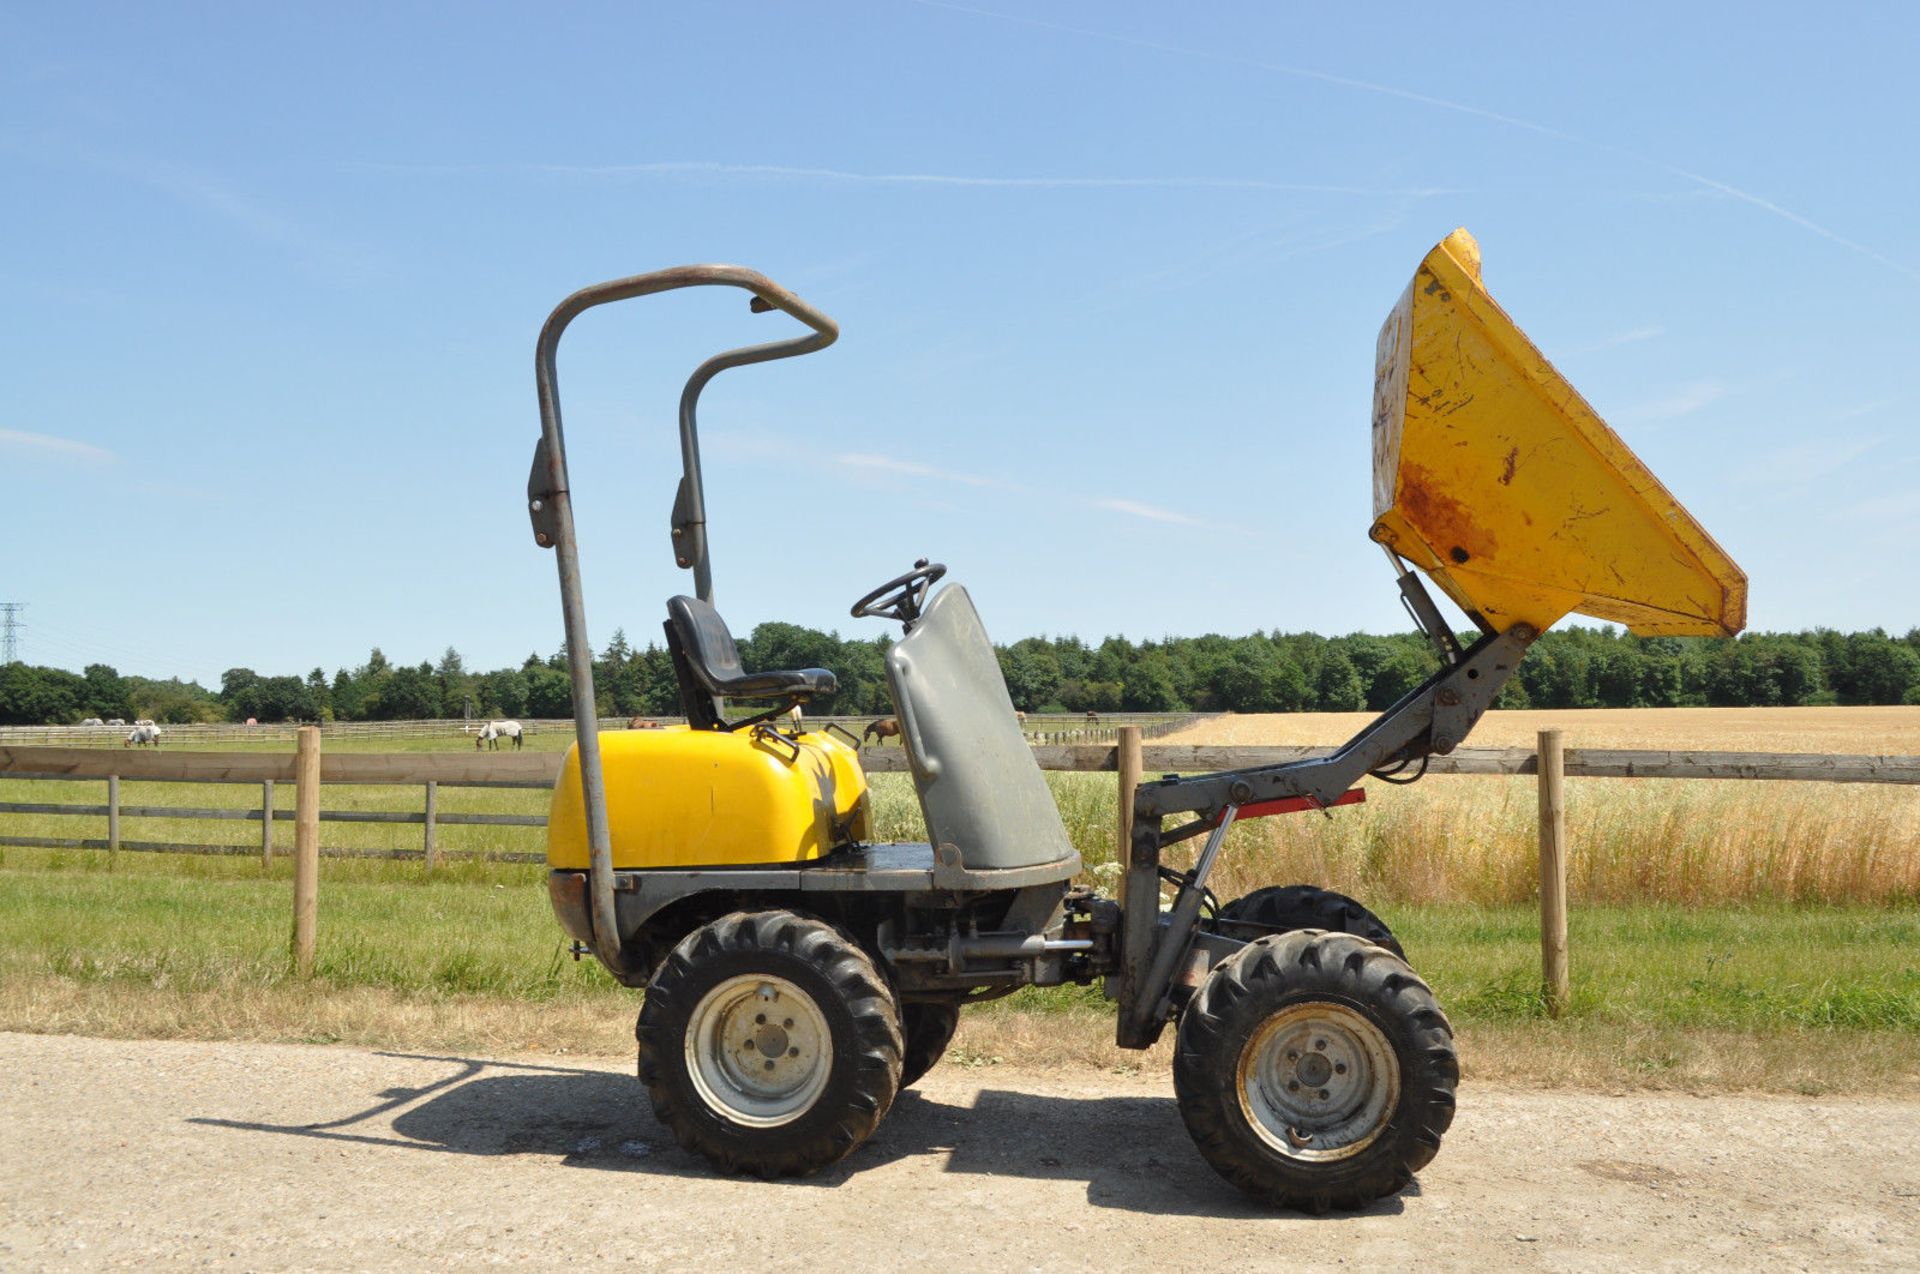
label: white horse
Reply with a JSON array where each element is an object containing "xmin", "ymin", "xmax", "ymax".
[
  {"xmin": 475, "ymin": 720, "xmax": 524, "ymax": 751},
  {"xmin": 125, "ymin": 724, "xmax": 163, "ymax": 748}
]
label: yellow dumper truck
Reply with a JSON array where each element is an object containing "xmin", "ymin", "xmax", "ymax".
[{"xmin": 524, "ymin": 230, "xmax": 1744, "ymax": 1210}]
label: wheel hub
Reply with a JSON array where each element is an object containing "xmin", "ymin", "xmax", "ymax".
[
  {"xmin": 686, "ymin": 975, "xmax": 832, "ymax": 1127},
  {"xmin": 1237, "ymin": 1001, "xmax": 1399, "ymax": 1162}
]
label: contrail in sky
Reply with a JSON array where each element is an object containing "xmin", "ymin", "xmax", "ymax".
[
  {"xmin": 909, "ymin": 0, "xmax": 1920, "ymax": 286},
  {"xmin": 366, "ymin": 159, "xmax": 1455, "ymax": 198}
]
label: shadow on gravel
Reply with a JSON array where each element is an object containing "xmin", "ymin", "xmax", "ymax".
[{"xmin": 190, "ymin": 1052, "xmax": 1408, "ymax": 1220}]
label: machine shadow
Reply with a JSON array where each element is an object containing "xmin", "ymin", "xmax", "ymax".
[{"xmin": 188, "ymin": 1052, "xmax": 1408, "ymax": 1220}]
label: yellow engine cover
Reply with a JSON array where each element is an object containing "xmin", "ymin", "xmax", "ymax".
[
  {"xmin": 1371, "ymin": 228, "xmax": 1746, "ymax": 638},
  {"xmin": 545, "ymin": 726, "xmax": 871, "ymax": 870}
]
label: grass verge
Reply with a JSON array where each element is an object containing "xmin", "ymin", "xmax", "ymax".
[{"xmin": 1, "ymin": 845, "xmax": 1914, "ymax": 1094}]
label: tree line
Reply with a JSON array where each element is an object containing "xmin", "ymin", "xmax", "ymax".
[{"xmin": 2, "ymin": 624, "xmax": 1918, "ymax": 727}]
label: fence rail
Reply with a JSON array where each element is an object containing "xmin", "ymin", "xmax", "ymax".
[
  {"xmin": 4, "ymin": 740, "xmax": 1917, "ymax": 866},
  {"xmin": 0, "ymin": 712, "xmax": 1202, "ymax": 749}
]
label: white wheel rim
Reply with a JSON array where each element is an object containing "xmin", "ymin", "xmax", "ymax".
[
  {"xmin": 1237, "ymin": 1001, "xmax": 1400, "ymax": 1162},
  {"xmin": 685, "ymin": 974, "xmax": 832, "ymax": 1127}
]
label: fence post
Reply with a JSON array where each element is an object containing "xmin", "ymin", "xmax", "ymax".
[
  {"xmin": 107, "ymin": 774, "xmax": 120, "ymax": 858},
  {"xmin": 1116, "ymin": 725, "xmax": 1143, "ymax": 863},
  {"xmin": 260, "ymin": 779, "xmax": 274, "ymax": 867},
  {"xmin": 423, "ymin": 780, "xmax": 439, "ymax": 874},
  {"xmin": 292, "ymin": 726, "xmax": 320, "ymax": 977},
  {"xmin": 1537, "ymin": 728, "xmax": 1569, "ymax": 1018}
]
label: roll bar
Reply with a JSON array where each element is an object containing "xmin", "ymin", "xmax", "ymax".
[{"xmin": 527, "ymin": 266, "xmax": 839, "ymax": 976}]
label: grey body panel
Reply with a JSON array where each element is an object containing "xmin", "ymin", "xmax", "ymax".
[
  {"xmin": 884, "ymin": 586, "xmax": 1076, "ymax": 871},
  {"xmin": 545, "ymin": 843, "xmax": 1081, "ymax": 952}
]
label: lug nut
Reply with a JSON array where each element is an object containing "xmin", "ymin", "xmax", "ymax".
[
  {"xmin": 1314, "ymin": 1039, "xmax": 1327, "ymax": 1051},
  {"xmin": 788, "ymin": 1047, "xmax": 800, "ymax": 1057},
  {"xmin": 755, "ymin": 1014, "xmax": 766, "ymax": 1025},
  {"xmin": 1318, "ymin": 1089, "xmax": 1330, "ymax": 1100},
  {"xmin": 764, "ymin": 1060, "xmax": 775, "ymax": 1071},
  {"xmin": 1287, "ymin": 1080, "xmax": 1299, "ymax": 1092},
  {"xmin": 783, "ymin": 1018, "xmax": 793, "ymax": 1028},
  {"xmin": 1335, "ymin": 1063, "xmax": 1347, "ymax": 1075}
]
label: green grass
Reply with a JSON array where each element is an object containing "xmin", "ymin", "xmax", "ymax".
[
  {"xmin": 2, "ymin": 841, "xmax": 1914, "ymax": 1035},
  {"xmin": 0, "ymin": 847, "xmax": 606, "ymax": 1000},
  {"xmin": 4, "ymin": 749, "xmax": 1917, "ymax": 1088}
]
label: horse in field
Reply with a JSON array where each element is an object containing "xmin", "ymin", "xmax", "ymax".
[
  {"xmin": 476, "ymin": 720, "xmax": 524, "ymax": 750},
  {"xmin": 125, "ymin": 724, "xmax": 162, "ymax": 748},
  {"xmin": 863, "ymin": 717, "xmax": 901, "ymax": 745}
]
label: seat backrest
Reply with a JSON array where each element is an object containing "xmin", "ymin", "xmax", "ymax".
[
  {"xmin": 883, "ymin": 585, "xmax": 1073, "ymax": 871},
  {"xmin": 665, "ymin": 595, "xmax": 746, "ymax": 693}
]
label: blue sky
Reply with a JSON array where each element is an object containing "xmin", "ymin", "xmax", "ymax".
[{"xmin": 4, "ymin": 2, "xmax": 1916, "ymax": 685}]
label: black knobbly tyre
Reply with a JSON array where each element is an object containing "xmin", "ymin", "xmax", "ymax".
[
  {"xmin": 1216, "ymin": 884, "xmax": 1406, "ymax": 960},
  {"xmin": 1173, "ymin": 930, "xmax": 1457, "ymax": 1212},
  {"xmin": 637, "ymin": 910, "xmax": 903, "ymax": 1177},
  {"xmin": 898, "ymin": 1001, "xmax": 962, "ymax": 1089}
]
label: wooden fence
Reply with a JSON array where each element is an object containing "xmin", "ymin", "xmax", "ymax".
[
  {"xmin": 5, "ymin": 735, "xmax": 1917, "ymax": 863},
  {"xmin": 0, "ymin": 712, "xmax": 1201, "ymax": 749},
  {"xmin": 4, "ymin": 732, "xmax": 1917, "ymax": 997}
]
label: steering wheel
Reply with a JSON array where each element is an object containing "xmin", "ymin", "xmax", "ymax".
[{"xmin": 851, "ymin": 559, "xmax": 947, "ymax": 625}]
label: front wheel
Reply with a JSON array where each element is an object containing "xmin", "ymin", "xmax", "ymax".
[
  {"xmin": 637, "ymin": 910, "xmax": 903, "ymax": 1177},
  {"xmin": 1173, "ymin": 930, "xmax": 1457, "ymax": 1212}
]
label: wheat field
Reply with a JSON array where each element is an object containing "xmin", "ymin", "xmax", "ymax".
[
  {"xmin": 1132, "ymin": 707, "xmax": 1920, "ymax": 906},
  {"xmin": 1156, "ymin": 705, "xmax": 1920, "ymax": 753}
]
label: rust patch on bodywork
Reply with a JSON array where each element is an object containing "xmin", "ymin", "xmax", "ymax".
[{"xmin": 1397, "ymin": 462, "xmax": 1499, "ymax": 563}]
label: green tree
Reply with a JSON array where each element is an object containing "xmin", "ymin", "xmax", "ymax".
[
  {"xmin": 81, "ymin": 664, "xmax": 135, "ymax": 721},
  {"xmin": 999, "ymin": 641, "xmax": 1063, "ymax": 712},
  {"xmin": 435, "ymin": 647, "xmax": 470, "ymax": 719},
  {"xmin": 306, "ymin": 668, "xmax": 332, "ymax": 721},
  {"xmin": 369, "ymin": 664, "xmax": 443, "ymax": 720},
  {"xmin": 228, "ymin": 675, "xmax": 323, "ymax": 723},
  {"xmin": 525, "ymin": 665, "xmax": 573, "ymax": 718},
  {"xmin": 1312, "ymin": 646, "xmax": 1365, "ymax": 711},
  {"xmin": 484, "ymin": 668, "xmax": 529, "ymax": 717},
  {"xmin": 0, "ymin": 664, "xmax": 87, "ymax": 725}
]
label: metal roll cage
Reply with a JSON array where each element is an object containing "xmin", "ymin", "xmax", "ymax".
[{"xmin": 527, "ymin": 266, "xmax": 839, "ymax": 975}]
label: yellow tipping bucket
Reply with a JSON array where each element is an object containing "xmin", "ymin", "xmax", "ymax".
[{"xmin": 1370, "ymin": 229, "xmax": 1746, "ymax": 638}]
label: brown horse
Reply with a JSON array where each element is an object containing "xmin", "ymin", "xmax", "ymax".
[
  {"xmin": 863, "ymin": 717, "xmax": 901, "ymax": 745},
  {"xmin": 628, "ymin": 716, "xmax": 662, "ymax": 729}
]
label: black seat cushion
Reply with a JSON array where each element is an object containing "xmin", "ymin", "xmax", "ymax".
[{"xmin": 665, "ymin": 596, "xmax": 837, "ymax": 700}]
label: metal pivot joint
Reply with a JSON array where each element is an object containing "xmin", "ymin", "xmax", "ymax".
[{"xmin": 528, "ymin": 266, "xmax": 839, "ymax": 976}]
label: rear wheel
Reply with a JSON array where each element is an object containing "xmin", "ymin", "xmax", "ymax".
[
  {"xmin": 1216, "ymin": 884, "xmax": 1405, "ymax": 960},
  {"xmin": 899, "ymin": 1001, "xmax": 962, "ymax": 1089},
  {"xmin": 637, "ymin": 910, "xmax": 903, "ymax": 1177},
  {"xmin": 1173, "ymin": 930, "xmax": 1457, "ymax": 1212}
]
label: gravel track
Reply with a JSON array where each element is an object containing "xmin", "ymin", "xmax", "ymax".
[{"xmin": 2, "ymin": 1032, "xmax": 1916, "ymax": 1270}]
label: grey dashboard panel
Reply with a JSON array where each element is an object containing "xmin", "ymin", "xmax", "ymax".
[{"xmin": 883, "ymin": 585, "xmax": 1076, "ymax": 871}]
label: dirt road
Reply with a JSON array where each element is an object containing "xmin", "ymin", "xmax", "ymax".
[{"xmin": 2, "ymin": 1033, "xmax": 1915, "ymax": 1271}]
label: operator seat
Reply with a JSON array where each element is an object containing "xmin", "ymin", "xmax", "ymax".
[{"xmin": 664, "ymin": 595, "xmax": 836, "ymax": 730}]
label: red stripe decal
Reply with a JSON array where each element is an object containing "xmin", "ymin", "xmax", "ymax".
[{"xmin": 1217, "ymin": 787, "xmax": 1366, "ymax": 825}]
